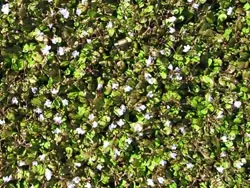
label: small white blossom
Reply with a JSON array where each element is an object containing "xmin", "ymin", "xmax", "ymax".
[
  {"xmin": 52, "ymin": 128, "xmax": 61, "ymax": 134},
  {"xmin": 3, "ymin": 175, "xmax": 12, "ymax": 183},
  {"xmin": 0, "ymin": 119, "xmax": 6, "ymax": 125},
  {"xmin": 72, "ymin": 177, "xmax": 80, "ymax": 184},
  {"xmin": 38, "ymin": 114, "xmax": 45, "ymax": 121},
  {"xmin": 103, "ymin": 141, "xmax": 109, "ymax": 148},
  {"xmin": 97, "ymin": 83, "xmax": 103, "ymax": 90},
  {"xmin": 187, "ymin": 0, "xmax": 193, "ymax": 2},
  {"xmin": 235, "ymin": 161, "xmax": 244, "ymax": 169},
  {"xmin": 76, "ymin": 127, "xmax": 85, "ymax": 135},
  {"xmin": 57, "ymin": 47, "xmax": 65, "ymax": 56},
  {"xmin": 192, "ymin": 3, "xmax": 199, "ymax": 9},
  {"xmin": 1, "ymin": 4, "xmax": 10, "ymax": 15},
  {"xmin": 72, "ymin": 50, "xmax": 79, "ymax": 58},
  {"xmin": 117, "ymin": 119, "xmax": 125, "ymax": 127},
  {"xmin": 216, "ymin": 166, "xmax": 224, "ymax": 173},
  {"xmin": 221, "ymin": 135, "xmax": 227, "ymax": 142},
  {"xmin": 160, "ymin": 160, "xmax": 166, "ymax": 166},
  {"xmin": 109, "ymin": 123, "xmax": 117, "ymax": 130},
  {"xmin": 146, "ymin": 56, "xmax": 153, "ymax": 67},
  {"xmin": 146, "ymin": 179, "xmax": 155, "ymax": 187},
  {"xmin": 88, "ymin": 114, "xmax": 95, "ymax": 121},
  {"xmin": 216, "ymin": 111, "xmax": 224, "ymax": 119},
  {"xmin": 112, "ymin": 83, "xmax": 119, "ymax": 90},
  {"xmin": 234, "ymin": 101, "xmax": 241, "ymax": 108},
  {"xmin": 144, "ymin": 113, "xmax": 152, "ymax": 120},
  {"xmin": 183, "ymin": 45, "xmax": 191, "ymax": 53},
  {"xmin": 144, "ymin": 73, "xmax": 157, "ymax": 85},
  {"xmin": 82, "ymin": 30, "xmax": 88, "ymax": 36},
  {"xmin": 85, "ymin": 182, "xmax": 92, "ymax": 188},
  {"xmin": 67, "ymin": 181, "xmax": 75, "ymax": 188},
  {"xmin": 12, "ymin": 97, "xmax": 18, "ymax": 104},
  {"xmin": 116, "ymin": 104, "xmax": 126, "ymax": 116},
  {"xmin": 165, "ymin": 120, "xmax": 171, "ymax": 127},
  {"xmin": 227, "ymin": 7, "xmax": 233, "ymax": 16},
  {"xmin": 32, "ymin": 161, "xmax": 38, "ymax": 166},
  {"xmin": 82, "ymin": 0, "xmax": 88, "ymax": 5},
  {"xmin": 87, "ymin": 39, "xmax": 92, "ymax": 43},
  {"xmin": 45, "ymin": 168, "xmax": 52, "ymax": 181},
  {"xmin": 134, "ymin": 123, "xmax": 143, "ymax": 132},
  {"xmin": 147, "ymin": 91, "xmax": 154, "ymax": 98},
  {"xmin": 53, "ymin": 115, "xmax": 62, "ymax": 124},
  {"xmin": 171, "ymin": 144, "xmax": 177, "ymax": 150},
  {"xmin": 124, "ymin": 85, "xmax": 132, "ymax": 92},
  {"xmin": 48, "ymin": 23, "xmax": 53, "ymax": 28},
  {"xmin": 39, "ymin": 154, "xmax": 46, "ymax": 161},
  {"xmin": 106, "ymin": 21, "xmax": 113, "ymax": 29},
  {"xmin": 44, "ymin": 99, "xmax": 52, "ymax": 108},
  {"xmin": 125, "ymin": 138, "xmax": 133, "ymax": 144},
  {"xmin": 59, "ymin": 8, "xmax": 70, "ymax": 19},
  {"xmin": 51, "ymin": 88, "xmax": 59, "ymax": 95},
  {"xmin": 31, "ymin": 87, "xmax": 38, "ymax": 94},
  {"xmin": 136, "ymin": 104, "xmax": 146, "ymax": 112},
  {"xmin": 51, "ymin": 37, "xmax": 59, "ymax": 44},
  {"xmin": 34, "ymin": 108, "xmax": 42, "ymax": 114},
  {"xmin": 179, "ymin": 127, "xmax": 185, "ymax": 133},
  {"xmin": 169, "ymin": 27, "xmax": 176, "ymax": 33},
  {"xmin": 41, "ymin": 45, "xmax": 51, "ymax": 55},
  {"xmin": 220, "ymin": 152, "xmax": 227, "ymax": 157},
  {"xmin": 186, "ymin": 163, "xmax": 194, "ymax": 169},
  {"xmin": 76, "ymin": 8, "xmax": 82, "ymax": 16},
  {"xmin": 62, "ymin": 99, "xmax": 69, "ymax": 106},
  {"xmin": 74, "ymin": 163, "xmax": 81, "ymax": 167},
  {"xmin": 157, "ymin": 177, "xmax": 165, "ymax": 184},
  {"xmin": 19, "ymin": 161, "xmax": 26, "ymax": 166},
  {"xmin": 168, "ymin": 16, "xmax": 177, "ymax": 22},
  {"xmin": 169, "ymin": 152, "xmax": 177, "ymax": 159},
  {"xmin": 168, "ymin": 64, "xmax": 173, "ymax": 70},
  {"xmin": 97, "ymin": 164, "xmax": 103, "ymax": 170},
  {"xmin": 92, "ymin": 121, "xmax": 98, "ymax": 128},
  {"xmin": 114, "ymin": 148, "xmax": 121, "ymax": 158}
]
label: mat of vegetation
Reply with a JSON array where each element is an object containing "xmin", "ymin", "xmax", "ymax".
[{"xmin": 1, "ymin": 0, "xmax": 250, "ymax": 187}]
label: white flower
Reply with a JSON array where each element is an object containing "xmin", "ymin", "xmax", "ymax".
[
  {"xmin": 57, "ymin": 47, "xmax": 65, "ymax": 56},
  {"xmin": 92, "ymin": 121, "xmax": 98, "ymax": 128},
  {"xmin": 74, "ymin": 162, "xmax": 81, "ymax": 167},
  {"xmin": 221, "ymin": 135, "xmax": 227, "ymax": 142},
  {"xmin": 106, "ymin": 21, "xmax": 113, "ymax": 29},
  {"xmin": 45, "ymin": 168, "xmax": 52, "ymax": 181},
  {"xmin": 146, "ymin": 56, "xmax": 153, "ymax": 66},
  {"xmin": 67, "ymin": 181, "xmax": 75, "ymax": 188},
  {"xmin": 144, "ymin": 73, "xmax": 157, "ymax": 85},
  {"xmin": 114, "ymin": 148, "xmax": 121, "ymax": 158},
  {"xmin": 179, "ymin": 127, "xmax": 185, "ymax": 133},
  {"xmin": 97, "ymin": 83, "xmax": 103, "ymax": 90},
  {"xmin": 72, "ymin": 177, "xmax": 80, "ymax": 184},
  {"xmin": 116, "ymin": 104, "xmax": 126, "ymax": 116},
  {"xmin": 82, "ymin": 30, "xmax": 88, "ymax": 36},
  {"xmin": 52, "ymin": 128, "xmax": 61, "ymax": 134},
  {"xmin": 133, "ymin": 123, "xmax": 143, "ymax": 132},
  {"xmin": 117, "ymin": 119, "xmax": 125, "ymax": 127},
  {"xmin": 76, "ymin": 8, "xmax": 82, "ymax": 16},
  {"xmin": 103, "ymin": 141, "xmax": 109, "ymax": 148},
  {"xmin": 144, "ymin": 113, "xmax": 152, "ymax": 120},
  {"xmin": 53, "ymin": 115, "xmax": 62, "ymax": 124},
  {"xmin": 169, "ymin": 152, "xmax": 177, "ymax": 159},
  {"xmin": 48, "ymin": 23, "xmax": 53, "ymax": 28},
  {"xmin": 187, "ymin": 0, "xmax": 193, "ymax": 2},
  {"xmin": 125, "ymin": 138, "xmax": 133, "ymax": 144},
  {"xmin": 169, "ymin": 27, "xmax": 176, "ymax": 33},
  {"xmin": 227, "ymin": 7, "xmax": 233, "ymax": 16},
  {"xmin": 34, "ymin": 108, "xmax": 42, "ymax": 114},
  {"xmin": 235, "ymin": 161, "xmax": 244, "ymax": 169},
  {"xmin": 0, "ymin": 119, "xmax": 6, "ymax": 125},
  {"xmin": 82, "ymin": 0, "xmax": 88, "ymax": 5},
  {"xmin": 85, "ymin": 183, "xmax": 92, "ymax": 188},
  {"xmin": 164, "ymin": 120, "xmax": 171, "ymax": 127},
  {"xmin": 216, "ymin": 166, "xmax": 224, "ymax": 173},
  {"xmin": 87, "ymin": 39, "xmax": 91, "ymax": 43},
  {"xmin": 216, "ymin": 111, "xmax": 224, "ymax": 119},
  {"xmin": 51, "ymin": 88, "xmax": 59, "ymax": 95},
  {"xmin": 32, "ymin": 161, "xmax": 38, "ymax": 166},
  {"xmin": 124, "ymin": 85, "xmax": 132, "ymax": 92},
  {"xmin": 31, "ymin": 87, "xmax": 38, "ymax": 94},
  {"xmin": 19, "ymin": 161, "xmax": 26, "ymax": 166},
  {"xmin": 183, "ymin": 45, "xmax": 191, "ymax": 53},
  {"xmin": 51, "ymin": 37, "xmax": 58, "ymax": 44},
  {"xmin": 171, "ymin": 144, "xmax": 177, "ymax": 150},
  {"xmin": 147, "ymin": 91, "xmax": 154, "ymax": 98},
  {"xmin": 234, "ymin": 101, "xmax": 241, "ymax": 108},
  {"xmin": 38, "ymin": 114, "xmax": 45, "ymax": 121},
  {"xmin": 157, "ymin": 177, "xmax": 165, "ymax": 184},
  {"xmin": 168, "ymin": 64, "xmax": 173, "ymax": 70},
  {"xmin": 109, "ymin": 123, "xmax": 117, "ymax": 130},
  {"xmin": 220, "ymin": 152, "xmax": 227, "ymax": 157},
  {"xmin": 186, "ymin": 163, "xmax": 194, "ymax": 169},
  {"xmin": 76, "ymin": 127, "xmax": 85, "ymax": 135},
  {"xmin": 192, "ymin": 3, "xmax": 199, "ymax": 9},
  {"xmin": 59, "ymin": 8, "xmax": 69, "ymax": 19},
  {"xmin": 146, "ymin": 179, "xmax": 155, "ymax": 187},
  {"xmin": 48, "ymin": 0, "xmax": 53, "ymax": 2},
  {"xmin": 1, "ymin": 4, "xmax": 10, "ymax": 15},
  {"xmin": 97, "ymin": 164, "xmax": 103, "ymax": 170},
  {"xmin": 136, "ymin": 104, "xmax": 146, "ymax": 112},
  {"xmin": 88, "ymin": 114, "xmax": 95, "ymax": 121},
  {"xmin": 44, "ymin": 99, "xmax": 52, "ymax": 108},
  {"xmin": 3, "ymin": 175, "xmax": 12, "ymax": 183},
  {"xmin": 41, "ymin": 45, "xmax": 51, "ymax": 55},
  {"xmin": 39, "ymin": 154, "xmax": 46, "ymax": 161},
  {"xmin": 160, "ymin": 160, "xmax": 167, "ymax": 166},
  {"xmin": 168, "ymin": 16, "xmax": 177, "ymax": 22},
  {"xmin": 112, "ymin": 83, "xmax": 119, "ymax": 90},
  {"xmin": 12, "ymin": 97, "xmax": 18, "ymax": 104},
  {"xmin": 62, "ymin": 99, "xmax": 69, "ymax": 106},
  {"xmin": 72, "ymin": 50, "xmax": 79, "ymax": 58}
]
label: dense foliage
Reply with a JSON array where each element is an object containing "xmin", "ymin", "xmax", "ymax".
[{"xmin": 1, "ymin": 0, "xmax": 250, "ymax": 187}]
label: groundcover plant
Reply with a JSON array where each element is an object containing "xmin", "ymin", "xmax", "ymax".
[{"xmin": 1, "ymin": 0, "xmax": 250, "ymax": 187}]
